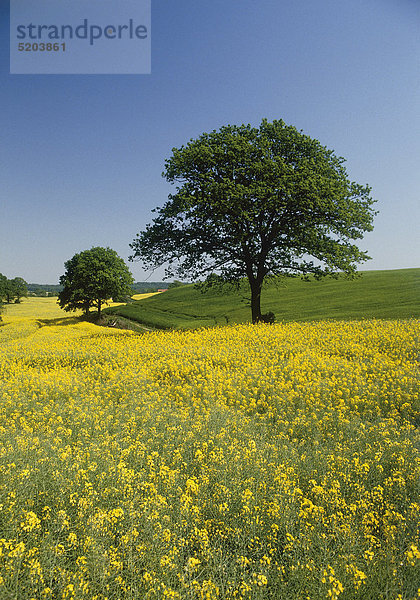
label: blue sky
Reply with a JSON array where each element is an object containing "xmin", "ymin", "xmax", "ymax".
[{"xmin": 1, "ymin": 0, "xmax": 419, "ymax": 283}]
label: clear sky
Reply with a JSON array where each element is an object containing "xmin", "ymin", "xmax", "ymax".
[{"xmin": 1, "ymin": 0, "xmax": 419, "ymax": 283}]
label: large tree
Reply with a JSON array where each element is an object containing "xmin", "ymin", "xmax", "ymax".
[
  {"xmin": 58, "ymin": 247, "xmax": 134, "ymax": 318},
  {"xmin": 130, "ymin": 119, "xmax": 376, "ymax": 323}
]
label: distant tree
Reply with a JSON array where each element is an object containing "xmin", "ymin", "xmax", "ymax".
[
  {"xmin": 0, "ymin": 273, "xmax": 7, "ymax": 302},
  {"xmin": 4, "ymin": 282, "xmax": 14, "ymax": 303},
  {"xmin": 0, "ymin": 276, "xmax": 26, "ymax": 303},
  {"xmin": 130, "ymin": 119, "xmax": 376, "ymax": 323},
  {"xmin": 168, "ymin": 280, "xmax": 184, "ymax": 288},
  {"xmin": 10, "ymin": 277, "xmax": 28, "ymax": 303},
  {"xmin": 2, "ymin": 278, "xmax": 14, "ymax": 303},
  {"xmin": 130, "ymin": 281, "xmax": 167, "ymax": 294},
  {"xmin": 58, "ymin": 247, "xmax": 134, "ymax": 318},
  {"xmin": 0, "ymin": 273, "xmax": 6, "ymax": 321},
  {"xmin": 27, "ymin": 284, "xmax": 63, "ymax": 296}
]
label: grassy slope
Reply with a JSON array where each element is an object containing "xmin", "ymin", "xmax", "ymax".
[{"xmin": 105, "ymin": 268, "xmax": 420, "ymax": 329}]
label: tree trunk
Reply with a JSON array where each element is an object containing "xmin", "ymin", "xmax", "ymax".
[
  {"xmin": 97, "ymin": 299, "xmax": 101, "ymax": 318},
  {"xmin": 250, "ymin": 279, "xmax": 263, "ymax": 324}
]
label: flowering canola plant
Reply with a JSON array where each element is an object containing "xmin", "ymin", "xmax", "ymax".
[{"xmin": 0, "ymin": 299, "xmax": 419, "ymax": 599}]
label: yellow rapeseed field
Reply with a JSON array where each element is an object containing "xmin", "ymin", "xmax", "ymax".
[{"xmin": 0, "ymin": 298, "xmax": 419, "ymax": 599}]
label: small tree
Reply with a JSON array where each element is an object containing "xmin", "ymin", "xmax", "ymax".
[
  {"xmin": 0, "ymin": 274, "xmax": 5, "ymax": 322},
  {"xmin": 130, "ymin": 119, "xmax": 376, "ymax": 323},
  {"xmin": 0, "ymin": 276, "xmax": 26, "ymax": 303},
  {"xmin": 58, "ymin": 247, "xmax": 134, "ymax": 318},
  {"xmin": 10, "ymin": 277, "xmax": 28, "ymax": 303},
  {"xmin": 0, "ymin": 273, "xmax": 7, "ymax": 303},
  {"xmin": 4, "ymin": 282, "xmax": 15, "ymax": 303}
]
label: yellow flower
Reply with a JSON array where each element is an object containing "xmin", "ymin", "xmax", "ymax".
[
  {"xmin": 21, "ymin": 511, "xmax": 41, "ymax": 532},
  {"xmin": 406, "ymin": 544, "xmax": 420, "ymax": 566},
  {"xmin": 187, "ymin": 557, "xmax": 201, "ymax": 571}
]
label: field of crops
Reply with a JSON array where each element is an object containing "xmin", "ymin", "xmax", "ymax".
[{"xmin": 0, "ymin": 299, "xmax": 419, "ymax": 599}]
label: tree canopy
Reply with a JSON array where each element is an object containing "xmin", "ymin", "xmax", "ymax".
[
  {"xmin": 10, "ymin": 277, "xmax": 28, "ymax": 302},
  {"xmin": 0, "ymin": 274, "xmax": 28, "ymax": 304},
  {"xmin": 130, "ymin": 119, "xmax": 376, "ymax": 322},
  {"xmin": 58, "ymin": 247, "xmax": 134, "ymax": 317},
  {"xmin": 0, "ymin": 273, "xmax": 7, "ymax": 302},
  {"xmin": 0, "ymin": 273, "xmax": 6, "ymax": 320}
]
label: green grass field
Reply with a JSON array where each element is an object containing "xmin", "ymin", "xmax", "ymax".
[{"xmin": 105, "ymin": 268, "xmax": 420, "ymax": 329}]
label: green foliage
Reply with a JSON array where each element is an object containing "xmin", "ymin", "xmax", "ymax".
[
  {"xmin": 130, "ymin": 118, "xmax": 376, "ymax": 322},
  {"xmin": 58, "ymin": 247, "xmax": 134, "ymax": 317},
  {"xmin": 0, "ymin": 273, "xmax": 7, "ymax": 300},
  {"xmin": 27, "ymin": 284, "xmax": 63, "ymax": 296},
  {"xmin": 107, "ymin": 268, "xmax": 420, "ymax": 329},
  {"xmin": 131, "ymin": 281, "xmax": 167, "ymax": 294},
  {"xmin": 0, "ymin": 274, "xmax": 6, "ymax": 318},
  {"xmin": 0, "ymin": 273, "xmax": 28, "ymax": 304},
  {"xmin": 10, "ymin": 277, "xmax": 28, "ymax": 302}
]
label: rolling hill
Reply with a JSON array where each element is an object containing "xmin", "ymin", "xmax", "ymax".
[{"xmin": 105, "ymin": 268, "xmax": 420, "ymax": 330}]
